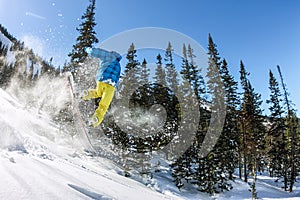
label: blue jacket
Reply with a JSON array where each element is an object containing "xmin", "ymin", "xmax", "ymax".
[{"xmin": 89, "ymin": 48, "xmax": 122, "ymax": 87}]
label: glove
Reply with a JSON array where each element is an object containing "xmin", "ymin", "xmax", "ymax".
[{"xmin": 84, "ymin": 47, "xmax": 92, "ymax": 55}]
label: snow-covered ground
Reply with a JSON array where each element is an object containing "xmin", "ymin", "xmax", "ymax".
[
  {"xmin": 0, "ymin": 88, "xmax": 181, "ymax": 200},
  {"xmin": 0, "ymin": 86, "xmax": 300, "ymax": 199}
]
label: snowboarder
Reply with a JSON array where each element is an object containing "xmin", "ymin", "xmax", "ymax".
[{"xmin": 82, "ymin": 47, "xmax": 122, "ymax": 127}]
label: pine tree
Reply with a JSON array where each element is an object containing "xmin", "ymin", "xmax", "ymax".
[
  {"xmin": 153, "ymin": 53, "xmax": 168, "ymax": 111},
  {"xmin": 239, "ymin": 60, "xmax": 249, "ymax": 182},
  {"xmin": 133, "ymin": 58, "xmax": 149, "ymax": 111},
  {"xmin": 0, "ymin": 24, "xmax": 18, "ymax": 42},
  {"xmin": 180, "ymin": 44, "xmax": 191, "ymax": 83},
  {"xmin": 165, "ymin": 42, "xmax": 179, "ymax": 93},
  {"xmin": 180, "ymin": 43, "xmax": 206, "ymax": 102},
  {"xmin": 13, "ymin": 43, "xmax": 27, "ymax": 87},
  {"xmin": 0, "ymin": 41, "xmax": 8, "ymax": 87},
  {"xmin": 277, "ymin": 65, "xmax": 299, "ymax": 192},
  {"xmin": 219, "ymin": 58, "xmax": 240, "ymax": 180},
  {"xmin": 154, "ymin": 53, "xmax": 167, "ymax": 86},
  {"xmin": 187, "ymin": 44, "xmax": 206, "ymax": 101},
  {"xmin": 171, "ymin": 142, "xmax": 195, "ymax": 190},
  {"xmin": 67, "ymin": 0, "xmax": 98, "ymax": 72},
  {"xmin": 239, "ymin": 61, "xmax": 265, "ymax": 185},
  {"xmin": 0, "ymin": 64, "xmax": 14, "ymax": 88},
  {"xmin": 120, "ymin": 43, "xmax": 140, "ymax": 99},
  {"xmin": 287, "ymin": 110, "xmax": 299, "ymax": 192},
  {"xmin": 114, "ymin": 43, "xmax": 141, "ymax": 176},
  {"xmin": 27, "ymin": 60, "xmax": 34, "ymax": 86},
  {"xmin": 239, "ymin": 61, "xmax": 249, "ymax": 91},
  {"xmin": 124, "ymin": 43, "xmax": 140, "ymax": 74},
  {"xmin": 140, "ymin": 58, "xmax": 150, "ymax": 86},
  {"xmin": 192, "ymin": 33, "xmax": 229, "ymax": 194},
  {"xmin": 171, "ymin": 155, "xmax": 185, "ymax": 190},
  {"xmin": 171, "ymin": 72, "xmax": 199, "ymax": 190},
  {"xmin": 163, "ymin": 42, "xmax": 181, "ymax": 160},
  {"xmin": 0, "ymin": 41, "xmax": 8, "ymax": 57},
  {"xmin": 266, "ymin": 70, "xmax": 287, "ymax": 183}
]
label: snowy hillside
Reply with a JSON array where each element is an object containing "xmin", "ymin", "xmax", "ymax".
[
  {"xmin": 0, "ymin": 87, "xmax": 183, "ymax": 200},
  {"xmin": 0, "ymin": 81, "xmax": 300, "ymax": 199}
]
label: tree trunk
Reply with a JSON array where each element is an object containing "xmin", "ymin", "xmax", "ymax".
[
  {"xmin": 238, "ymin": 150, "xmax": 242, "ymax": 179},
  {"xmin": 242, "ymin": 119, "xmax": 248, "ymax": 182}
]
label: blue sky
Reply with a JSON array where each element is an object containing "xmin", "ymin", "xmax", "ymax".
[{"xmin": 0, "ymin": 0, "xmax": 299, "ymax": 115}]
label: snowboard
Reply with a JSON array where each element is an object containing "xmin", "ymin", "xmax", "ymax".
[{"xmin": 67, "ymin": 73, "xmax": 98, "ymax": 152}]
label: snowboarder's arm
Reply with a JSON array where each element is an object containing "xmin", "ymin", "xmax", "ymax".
[
  {"xmin": 90, "ymin": 48, "xmax": 109, "ymax": 60},
  {"xmin": 88, "ymin": 48, "xmax": 121, "ymax": 62}
]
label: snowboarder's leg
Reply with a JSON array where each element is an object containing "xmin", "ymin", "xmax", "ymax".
[
  {"xmin": 82, "ymin": 81, "xmax": 104, "ymax": 100},
  {"xmin": 91, "ymin": 82, "xmax": 115, "ymax": 127}
]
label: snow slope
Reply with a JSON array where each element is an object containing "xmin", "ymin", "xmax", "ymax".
[
  {"xmin": 0, "ymin": 88, "xmax": 181, "ymax": 200},
  {"xmin": 0, "ymin": 86, "xmax": 299, "ymax": 200}
]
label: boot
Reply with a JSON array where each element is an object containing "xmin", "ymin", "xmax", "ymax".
[{"xmin": 81, "ymin": 90, "xmax": 89, "ymax": 100}]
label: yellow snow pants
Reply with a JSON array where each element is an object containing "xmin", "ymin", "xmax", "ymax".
[{"xmin": 83, "ymin": 81, "xmax": 115, "ymax": 127}]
